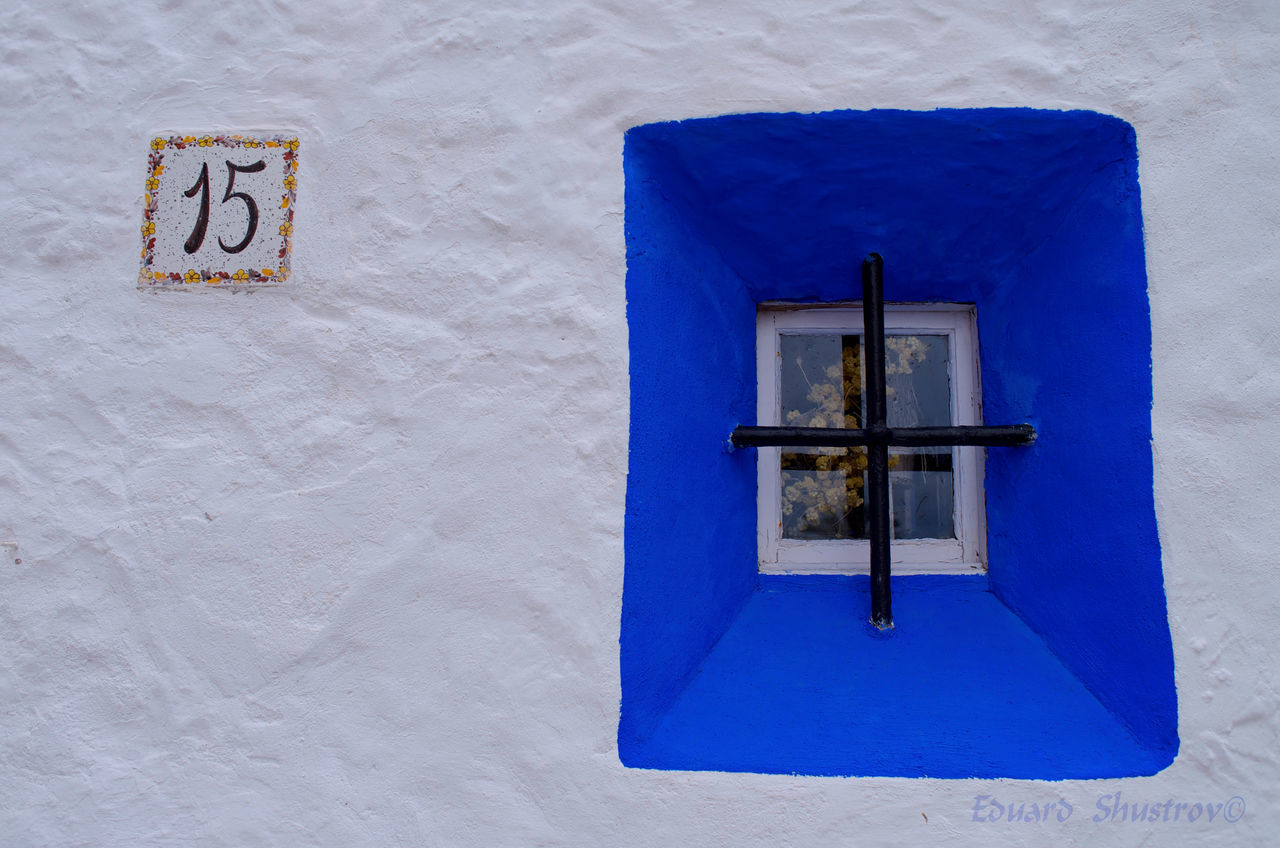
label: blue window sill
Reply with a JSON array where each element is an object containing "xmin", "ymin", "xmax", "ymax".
[
  {"xmin": 623, "ymin": 575, "xmax": 1172, "ymax": 778},
  {"xmin": 621, "ymin": 108, "xmax": 1177, "ymax": 778}
]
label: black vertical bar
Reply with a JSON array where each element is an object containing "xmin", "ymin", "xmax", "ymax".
[{"xmin": 862, "ymin": 253, "xmax": 893, "ymax": 629}]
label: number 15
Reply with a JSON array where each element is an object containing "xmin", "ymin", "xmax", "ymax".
[{"xmin": 183, "ymin": 159, "xmax": 267, "ymax": 255}]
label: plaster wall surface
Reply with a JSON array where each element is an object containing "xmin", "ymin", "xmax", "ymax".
[{"xmin": 0, "ymin": 0, "xmax": 1277, "ymax": 845}]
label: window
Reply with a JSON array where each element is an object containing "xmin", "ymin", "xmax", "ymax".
[
  {"xmin": 756, "ymin": 305, "xmax": 983, "ymax": 573},
  {"xmin": 621, "ymin": 108, "xmax": 1176, "ymax": 779}
]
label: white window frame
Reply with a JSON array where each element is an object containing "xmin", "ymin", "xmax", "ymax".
[{"xmin": 756, "ymin": 304, "xmax": 986, "ymax": 574}]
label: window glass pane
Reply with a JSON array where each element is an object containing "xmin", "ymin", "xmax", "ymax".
[
  {"xmin": 779, "ymin": 334, "xmax": 866, "ymax": 539},
  {"xmin": 890, "ymin": 452, "xmax": 954, "ymax": 539},
  {"xmin": 885, "ymin": 335, "xmax": 950, "ymax": 427},
  {"xmin": 886, "ymin": 334, "xmax": 956, "ymax": 540},
  {"xmin": 778, "ymin": 332, "xmax": 955, "ymax": 541}
]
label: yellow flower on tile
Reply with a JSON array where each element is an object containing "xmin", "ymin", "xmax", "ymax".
[
  {"xmin": 265, "ymin": 141, "xmax": 280, "ymax": 148},
  {"xmin": 283, "ymin": 175, "xmax": 296, "ymax": 191},
  {"xmin": 279, "ymin": 222, "xmax": 293, "ymax": 237},
  {"xmin": 183, "ymin": 269, "xmax": 200, "ymax": 284},
  {"xmin": 244, "ymin": 138, "xmax": 260, "ymax": 148},
  {"xmin": 152, "ymin": 164, "xmax": 165, "ymax": 176},
  {"xmin": 150, "ymin": 137, "xmax": 167, "ymax": 150},
  {"xmin": 284, "ymin": 138, "xmax": 299, "ymax": 151},
  {"xmin": 198, "ymin": 136, "xmax": 213, "ymax": 147},
  {"xmin": 141, "ymin": 221, "xmax": 155, "ymax": 236},
  {"xmin": 182, "ymin": 136, "xmax": 196, "ymax": 143},
  {"xmin": 146, "ymin": 177, "xmax": 159, "ymax": 191},
  {"xmin": 276, "ymin": 269, "xmax": 289, "ymax": 281},
  {"xmin": 153, "ymin": 272, "xmax": 166, "ymax": 281},
  {"xmin": 261, "ymin": 269, "xmax": 275, "ymax": 277},
  {"xmin": 232, "ymin": 269, "xmax": 250, "ymax": 282}
]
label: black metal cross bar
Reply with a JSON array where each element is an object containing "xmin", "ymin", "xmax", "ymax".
[
  {"xmin": 730, "ymin": 425, "xmax": 1036, "ymax": 448},
  {"xmin": 731, "ymin": 253, "xmax": 1037, "ymax": 629}
]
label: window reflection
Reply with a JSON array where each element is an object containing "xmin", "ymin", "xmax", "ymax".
[{"xmin": 779, "ymin": 333, "xmax": 955, "ymax": 540}]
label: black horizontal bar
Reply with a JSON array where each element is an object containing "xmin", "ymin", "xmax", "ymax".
[{"xmin": 731, "ymin": 424, "xmax": 1037, "ymax": 448}]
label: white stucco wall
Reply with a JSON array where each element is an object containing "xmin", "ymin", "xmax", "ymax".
[{"xmin": 2, "ymin": 0, "xmax": 1277, "ymax": 844}]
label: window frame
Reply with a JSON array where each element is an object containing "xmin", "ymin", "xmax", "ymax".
[{"xmin": 755, "ymin": 303, "xmax": 986, "ymax": 574}]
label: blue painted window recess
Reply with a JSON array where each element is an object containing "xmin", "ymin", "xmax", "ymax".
[{"xmin": 621, "ymin": 109, "xmax": 1177, "ymax": 778}]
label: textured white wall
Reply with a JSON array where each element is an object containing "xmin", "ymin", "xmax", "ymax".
[{"xmin": 1, "ymin": 0, "xmax": 1277, "ymax": 844}]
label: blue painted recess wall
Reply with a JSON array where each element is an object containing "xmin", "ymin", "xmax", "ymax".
[{"xmin": 621, "ymin": 109, "xmax": 1177, "ymax": 778}]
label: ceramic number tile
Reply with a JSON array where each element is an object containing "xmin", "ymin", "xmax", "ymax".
[{"xmin": 139, "ymin": 133, "xmax": 298, "ymax": 287}]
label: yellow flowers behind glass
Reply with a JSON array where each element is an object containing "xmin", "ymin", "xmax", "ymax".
[
  {"xmin": 780, "ymin": 336, "xmax": 927, "ymax": 537},
  {"xmin": 781, "ymin": 340, "xmax": 866, "ymax": 535}
]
